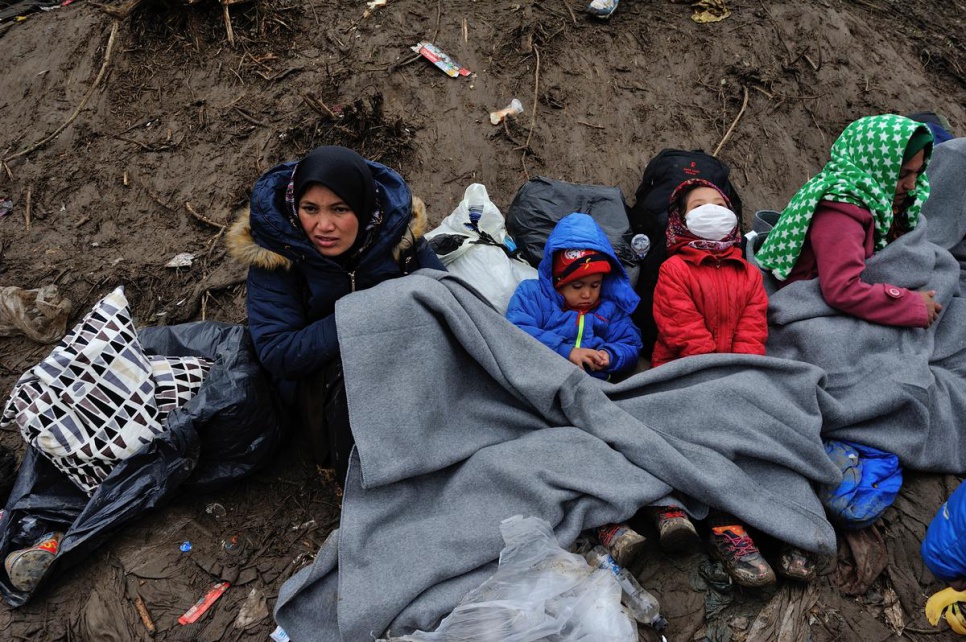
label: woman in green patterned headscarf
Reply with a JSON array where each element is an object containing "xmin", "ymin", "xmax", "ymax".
[{"xmin": 756, "ymin": 114, "xmax": 941, "ymax": 328}]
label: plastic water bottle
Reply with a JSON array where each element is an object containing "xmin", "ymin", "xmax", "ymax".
[
  {"xmin": 631, "ymin": 234, "xmax": 651, "ymax": 260},
  {"xmin": 584, "ymin": 545, "xmax": 667, "ymax": 631},
  {"xmin": 465, "ymin": 183, "xmax": 489, "ymax": 227}
]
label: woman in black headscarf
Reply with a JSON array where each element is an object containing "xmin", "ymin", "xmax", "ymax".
[{"xmin": 228, "ymin": 146, "xmax": 444, "ymax": 480}]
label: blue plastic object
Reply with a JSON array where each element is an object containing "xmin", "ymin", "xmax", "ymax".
[
  {"xmin": 922, "ymin": 483, "xmax": 966, "ymax": 582},
  {"xmin": 818, "ymin": 440, "xmax": 902, "ymax": 529}
]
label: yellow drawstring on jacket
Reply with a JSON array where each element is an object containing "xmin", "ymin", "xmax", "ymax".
[{"xmin": 926, "ymin": 587, "xmax": 966, "ymax": 634}]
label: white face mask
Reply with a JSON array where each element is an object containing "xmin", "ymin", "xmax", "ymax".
[{"xmin": 684, "ymin": 203, "xmax": 738, "ymax": 241}]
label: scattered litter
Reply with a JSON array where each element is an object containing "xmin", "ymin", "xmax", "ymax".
[
  {"xmin": 205, "ymin": 503, "xmax": 227, "ymax": 520},
  {"xmin": 489, "ymin": 98, "xmax": 524, "ymax": 125},
  {"xmin": 691, "ymin": 0, "xmax": 731, "ymax": 23},
  {"xmin": 0, "ymin": 198, "xmax": 12, "ymax": 218},
  {"xmin": 0, "ymin": 285, "xmax": 72, "ymax": 344},
  {"xmin": 234, "ymin": 588, "xmax": 269, "ymax": 629},
  {"xmin": 883, "ymin": 587, "xmax": 905, "ymax": 636},
  {"xmin": 363, "ymin": 0, "xmax": 387, "ymax": 18},
  {"xmin": 271, "ymin": 626, "xmax": 291, "ymax": 642},
  {"xmin": 410, "ymin": 42, "xmax": 471, "ymax": 78},
  {"xmin": 179, "ymin": 541, "xmax": 192, "ymax": 553},
  {"xmin": 222, "ymin": 532, "xmax": 250, "ymax": 556},
  {"xmin": 178, "ymin": 581, "xmax": 230, "ymax": 625},
  {"xmin": 165, "ymin": 252, "xmax": 195, "ymax": 269},
  {"xmin": 132, "ymin": 594, "xmax": 156, "ymax": 635},
  {"xmin": 292, "ymin": 519, "xmax": 316, "ymax": 532}
]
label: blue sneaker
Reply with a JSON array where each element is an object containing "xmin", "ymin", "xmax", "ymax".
[{"xmin": 586, "ymin": 0, "xmax": 618, "ymax": 18}]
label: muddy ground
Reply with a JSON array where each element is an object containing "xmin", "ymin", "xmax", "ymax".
[{"xmin": 0, "ymin": 0, "xmax": 965, "ymax": 639}]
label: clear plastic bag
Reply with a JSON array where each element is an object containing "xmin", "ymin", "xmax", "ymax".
[
  {"xmin": 388, "ymin": 515, "xmax": 637, "ymax": 642},
  {"xmin": 425, "ymin": 184, "xmax": 538, "ymax": 314},
  {"xmin": 0, "ymin": 285, "xmax": 71, "ymax": 344}
]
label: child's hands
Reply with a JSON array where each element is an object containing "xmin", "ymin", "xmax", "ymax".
[
  {"xmin": 569, "ymin": 348, "xmax": 610, "ymax": 371},
  {"xmin": 919, "ymin": 290, "xmax": 942, "ymax": 327}
]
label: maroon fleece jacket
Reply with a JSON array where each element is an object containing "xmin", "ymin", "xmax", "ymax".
[{"xmin": 782, "ymin": 200, "xmax": 927, "ymax": 327}]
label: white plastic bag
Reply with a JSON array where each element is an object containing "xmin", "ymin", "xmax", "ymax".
[
  {"xmin": 425, "ymin": 184, "xmax": 538, "ymax": 314},
  {"xmin": 388, "ymin": 515, "xmax": 637, "ymax": 642}
]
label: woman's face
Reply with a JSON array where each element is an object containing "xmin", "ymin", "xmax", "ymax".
[
  {"xmin": 298, "ymin": 184, "xmax": 360, "ymax": 257},
  {"xmin": 894, "ymin": 149, "xmax": 925, "ymax": 211},
  {"xmin": 684, "ymin": 186, "xmax": 727, "ymax": 213}
]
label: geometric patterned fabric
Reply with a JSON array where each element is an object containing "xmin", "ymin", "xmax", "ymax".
[{"xmin": 0, "ymin": 287, "xmax": 211, "ymax": 495}]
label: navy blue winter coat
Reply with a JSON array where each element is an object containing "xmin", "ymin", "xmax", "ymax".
[
  {"xmin": 923, "ymin": 482, "xmax": 966, "ymax": 583},
  {"xmin": 505, "ymin": 213, "xmax": 642, "ymax": 378},
  {"xmin": 228, "ymin": 158, "xmax": 444, "ymax": 403}
]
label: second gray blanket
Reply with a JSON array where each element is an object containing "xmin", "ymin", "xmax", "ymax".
[
  {"xmin": 275, "ymin": 271, "xmax": 842, "ymax": 641},
  {"xmin": 764, "ymin": 216, "xmax": 966, "ymax": 472}
]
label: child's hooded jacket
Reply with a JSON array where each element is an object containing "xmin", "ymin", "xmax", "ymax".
[{"xmin": 506, "ymin": 213, "xmax": 642, "ymax": 378}]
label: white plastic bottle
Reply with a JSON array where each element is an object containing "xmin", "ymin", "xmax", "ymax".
[{"xmin": 584, "ymin": 544, "xmax": 667, "ymax": 631}]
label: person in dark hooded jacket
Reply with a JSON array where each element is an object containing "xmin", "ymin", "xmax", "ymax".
[
  {"xmin": 227, "ymin": 146, "xmax": 444, "ymax": 481},
  {"xmin": 505, "ymin": 212, "xmax": 642, "ymax": 380}
]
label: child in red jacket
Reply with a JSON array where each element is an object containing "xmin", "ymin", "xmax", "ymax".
[
  {"xmin": 649, "ymin": 179, "xmax": 812, "ymax": 587},
  {"xmin": 651, "ymin": 179, "xmax": 768, "ymax": 367}
]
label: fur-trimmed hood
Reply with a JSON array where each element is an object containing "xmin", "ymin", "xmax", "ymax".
[{"xmin": 227, "ymin": 157, "xmax": 428, "ymax": 271}]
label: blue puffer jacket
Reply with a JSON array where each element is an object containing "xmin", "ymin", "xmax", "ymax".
[
  {"xmin": 506, "ymin": 213, "xmax": 642, "ymax": 378},
  {"xmin": 227, "ymin": 158, "xmax": 444, "ymax": 403},
  {"xmin": 922, "ymin": 483, "xmax": 966, "ymax": 583}
]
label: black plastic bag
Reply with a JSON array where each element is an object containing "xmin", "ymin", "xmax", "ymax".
[
  {"xmin": 506, "ymin": 176, "xmax": 639, "ymax": 285},
  {"xmin": 0, "ymin": 322, "xmax": 283, "ymax": 606}
]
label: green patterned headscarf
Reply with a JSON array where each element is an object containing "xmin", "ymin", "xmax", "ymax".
[{"xmin": 757, "ymin": 114, "xmax": 933, "ymax": 280}]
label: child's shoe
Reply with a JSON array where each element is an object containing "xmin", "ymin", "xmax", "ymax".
[
  {"xmin": 654, "ymin": 506, "xmax": 700, "ymax": 552},
  {"xmin": 777, "ymin": 544, "xmax": 816, "ymax": 582},
  {"xmin": 586, "ymin": 0, "xmax": 619, "ymax": 19},
  {"xmin": 708, "ymin": 525, "xmax": 776, "ymax": 587},
  {"xmin": 596, "ymin": 522, "xmax": 647, "ymax": 567},
  {"xmin": 4, "ymin": 532, "xmax": 63, "ymax": 592}
]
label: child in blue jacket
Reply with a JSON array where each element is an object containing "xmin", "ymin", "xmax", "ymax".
[{"xmin": 506, "ymin": 212, "xmax": 642, "ymax": 379}]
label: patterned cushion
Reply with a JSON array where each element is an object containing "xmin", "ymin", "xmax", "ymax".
[
  {"xmin": 150, "ymin": 355, "xmax": 212, "ymax": 419},
  {"xmin": 0, "ymin": 288, "xmax": 189, "ymax": 495}
]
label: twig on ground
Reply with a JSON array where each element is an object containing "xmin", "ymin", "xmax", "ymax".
[
  {"xmin": 713, "ymin": 85, "xmax": 749, "ymax": 157},
  {"xmin": 111, "ymin": 134, "xmax": 157, "ymax": 151},
  {"xmin": 185, "ymin": 202, "xmax": 226, "ymax": 230},
  {"xmin": 233, "ymin": 106, "xmax": 269, "ymax": 127},
  {"xmin": 577, "ymin": 120, "xmax": 605, "ymax": 130},
  {"xmin": 561, "ymin": 0, "xmax": 576, "ymax": 25},
  {"xmin": 24, "ymin": 186, "xmax": 31, "ymax": 232},
  {"xmin": 2, "ymin": 21, "xmax": 119, "ymax": 164},
  {"xmin": 520, "ymin": 45, "xmax": 541, "ymax": 180},
  {"xmin": 387, "ymin": 53, "xmax": 422, "ymax": 74},
  {"xmin": 1, "ymin": 160, "xmax": 11, "ymax": 180},
  {"xmin": 223, "ymin": 3, "xmax": 236, "ymax": 47},
  {"xmin": 432, "ymin": 0, "xmax": 441, "ymax": 43},
  {"xmin": 302, "ymin": 92, "xmax": 338, "ymax": 119}
]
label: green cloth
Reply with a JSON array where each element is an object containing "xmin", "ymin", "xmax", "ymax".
[
  {"xmin": 904, "ymin": 128, "xmax": 933, "ymax": 162},
  {"xmin": 757, "ymin": 114, "xmax": 933, "ymax": 281}
]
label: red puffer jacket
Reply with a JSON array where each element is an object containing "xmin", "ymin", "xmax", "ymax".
[{"xmin": 651, "ymin": 245, "xmax": 768, "ymax": 367}]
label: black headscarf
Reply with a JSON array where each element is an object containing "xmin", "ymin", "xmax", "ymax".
[{"xmin": 291, "ymin": 146, "xmax": 377, "ymax": 230}]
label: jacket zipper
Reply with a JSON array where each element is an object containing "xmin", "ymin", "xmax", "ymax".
[
  {"xmin": 575, "ymin": 312, "xmax": 586, "ymax": 348},
  {"xmin": 349, "ymin": 271, "xmax": 357, "ymax": 292}
]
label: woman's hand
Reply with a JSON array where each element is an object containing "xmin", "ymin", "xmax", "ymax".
[
  {"xmin": 570, "ymin": 347, "xmax": 609, "ymax": 371},
  {"xmin": 919, "ymin": 290, "xmax": 942, "ymax": 327}
]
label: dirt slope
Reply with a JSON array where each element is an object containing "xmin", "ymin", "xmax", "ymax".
[{"xmin": 0, "ymin": 0, "xmax": 965, "ymax": 639}]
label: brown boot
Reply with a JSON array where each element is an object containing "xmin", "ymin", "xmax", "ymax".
[
  {"xmin": 653, "ymin": 506, "xmax": 700, "ymax": 552},
  {"xmin": 777, "ymin": 544, "xmax": 816, "ymax": 582},
  {"xmin": 596, "ymin": 523, "xmax": 647, "ymax": 567},
  {"xmin": 708, "ymin": 525, "xmax": 776, "ymax": 587}
]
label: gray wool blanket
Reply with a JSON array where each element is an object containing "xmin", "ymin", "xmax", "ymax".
[
  {"xmin": 922, "ymin": 138, "xmax": 966, "ymax": 290},
  {"xmin": 275, "ymin": 271, "xmax": 843, "ymax": 641},
  {"xmin": 763, "ymin": 213, "xmax": 966, "ymax": 472}
]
